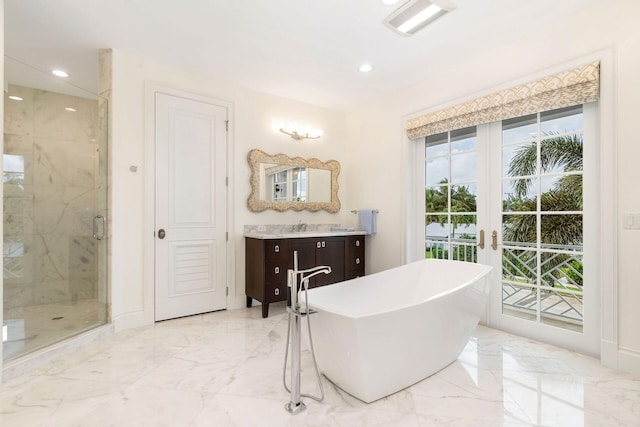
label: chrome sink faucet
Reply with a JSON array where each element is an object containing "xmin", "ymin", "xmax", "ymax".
[{"xmin": 294, "ymin": 221, "xmax": 308, "ymax": 232}]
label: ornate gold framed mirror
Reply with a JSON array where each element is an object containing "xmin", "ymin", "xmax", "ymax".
[{"xmin": 247, "ymin": 149, "xmax": 340, "ymax": 213}]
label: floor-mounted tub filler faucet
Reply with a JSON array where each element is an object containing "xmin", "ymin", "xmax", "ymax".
[{"xmin": 283, "ymin": 251, "xmax": 331, "ymax": 415}]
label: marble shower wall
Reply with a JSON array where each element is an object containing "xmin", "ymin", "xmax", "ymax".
[{"xmin": 3, "ymin": 84, "xmax": 101, "ymax": 309}]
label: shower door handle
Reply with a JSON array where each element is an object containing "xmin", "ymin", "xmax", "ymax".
[
  {"xmin": 93, "ymin": 214, "xmax": 106, "ymax": 240},
  {"xmin": 478, "ymin": 229, "xmax": 485, "ymax": 249}
]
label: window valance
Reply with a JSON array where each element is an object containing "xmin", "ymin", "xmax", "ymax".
[{"xmin": 406, "ymin": 61, "xmax": 600, "ymax": 140}]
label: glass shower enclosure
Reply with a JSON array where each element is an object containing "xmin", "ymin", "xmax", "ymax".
[{"xmin": 3, "ymin": 57, "xmax": 108, "ymax": 361}]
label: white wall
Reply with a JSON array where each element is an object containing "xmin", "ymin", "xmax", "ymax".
[
  {"xmin": 108, "ymin": 50, "xmax": 351, "ymax": 330},
  {"xmin": 345, "ymin": 0, "xmax": 640, "ymax": 373}
]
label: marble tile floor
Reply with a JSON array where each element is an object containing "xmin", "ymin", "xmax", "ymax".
[
  {"xmin": 0, "ymin": 302, "xmax": 638, "ymax": 427},
  {"xmin": 3, "ymin": 299, "xmax": 106, "ymax": 362}
]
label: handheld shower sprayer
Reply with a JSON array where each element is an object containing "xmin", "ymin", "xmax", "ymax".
[{"xmin": 283, "ymin": 251, "xmax": 331, "ymax": 415}]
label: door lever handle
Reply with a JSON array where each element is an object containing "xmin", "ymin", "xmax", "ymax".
[
  {"xmin": 491, "ymin": 230, "xmax": 498, "ymax": 250},
  {"xmin": 478, "ymin": 229, "xmax": 485, "ymax": 249}
]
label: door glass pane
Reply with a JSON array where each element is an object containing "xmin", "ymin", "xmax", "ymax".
[
  {"xmin": 451, "ymin": 127, "xmax": 477, "ymax": 152},
  {"xmin": 502, "ymin": 282, "xmax": 538, "ymax": 321},
  {"xmin": 501, "ymin": 107, "xmax": 584, "ymax": 332},
  {"xmin": 540, "ymin": 105, "xmax": 583, "ymax": 135},
  {"xmin": 426, "ymin": 132, "xmax": 448, "ymax": 157},
  {"xmin": 452, "ymin": 214, "xmax": 476, "ymax": 262},
  {"xmin": 3, "ymin": 57, "xmax": 108, "ymax": 361},
  {"xmin": 425, "ymin": 186, "xmax": 448, "ymax": 213},
  {"xmin": 541, "ymin": 214, "xmax": 583, "ymax": 246},
  {"xmin": 502, "ymin": 141, "xmax": 535, "ymax": 177},
  {"xmin": 503, "ymin": 214, "xmax": 537, "ymax": 245},
  {"xmin": 426, "ymin": 157, "xmax": 448, "ymax": 186},
  {"xmin": 502, "ymin": 248, "xmax": 537, "ymax": 284},
  {"xmin": 451, "ymin": 151, "xmax": 477, "ymax": 183},
  {"xmin": 503, "ymin": 178, "xmax": 537, "ymax": 212},
  {"xmin": 424, "ymin": 127, "xmax": 478, "ymax": 262},
  {"xmin": 502, "ymin": 114, "xmax": 537, "ymax": 144},
  {"xmin": 451, "ymin": 184, "xmax": 477, "ymax": 212}
]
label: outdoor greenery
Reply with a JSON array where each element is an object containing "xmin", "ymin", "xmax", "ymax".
[
  {"xmin": 426, "ymin": 132, "xmax": 584, "ymax": 290},
  {"xmin": 503, "ymin": 133, "xmax": 584, "ymax": 288},
  {"xmin": 425, "ymin": 179, "xmax": 477, "ymax": 236}
]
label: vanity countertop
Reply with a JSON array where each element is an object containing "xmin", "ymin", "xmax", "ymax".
[{"xmin": 245, "ymin": 230, "xmax": 367, "ymax": 240}]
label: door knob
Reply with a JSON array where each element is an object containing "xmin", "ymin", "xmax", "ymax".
[
  {"xmin": 158, "ymin": 229, "xmax": 166, "ymax": 239},
  {"xmin": 478, "ymin": 229, "xmax": 485, "ymax": 249},
  {"xmin": 491, "ymin": 230, "xmax": 498, "ymax": 250}
]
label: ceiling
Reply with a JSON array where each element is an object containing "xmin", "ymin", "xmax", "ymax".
[{"xmin": 5, "ymin": 0, "xmax": 599, "ymax": 111}]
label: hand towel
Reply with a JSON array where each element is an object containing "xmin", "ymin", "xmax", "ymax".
[{"xmin": 358, "ymin": 209, "xmax": 377, "ymax": 235}]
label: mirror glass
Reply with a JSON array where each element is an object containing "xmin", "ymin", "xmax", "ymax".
[{"xmin": 247, "ymin": 149, "xmax": 340, "ymax": 212}]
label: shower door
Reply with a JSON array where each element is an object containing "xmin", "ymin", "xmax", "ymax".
[{"xmin": 3, "ymin": 57, "xmax": 108, "ymax": 361}]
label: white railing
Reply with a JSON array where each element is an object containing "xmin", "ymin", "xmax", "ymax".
[
  {"xmin": 426, "ymin": 240, "xmax": 584, "ymax": 327},
  {"xmin": 502, "ymin": 247, "xmax": 583, "ymax": 327}
]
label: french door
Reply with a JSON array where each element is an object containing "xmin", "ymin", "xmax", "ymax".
[{"xmin": 421, "ymin": 103, "xmax": 599, "ymax": 355}]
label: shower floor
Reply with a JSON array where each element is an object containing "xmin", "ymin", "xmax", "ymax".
[{"xmin": 3, "ymin": 299, "xmax": 106, "ymax": 362}]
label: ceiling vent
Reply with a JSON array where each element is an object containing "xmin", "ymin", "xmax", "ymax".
[{"xmin": 384, "ymin": 0, "xmax": 456, "ymax": 36}]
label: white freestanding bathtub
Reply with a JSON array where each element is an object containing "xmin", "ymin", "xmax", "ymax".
[{"xmin": 300, "ymin": 258, "xmax": 493, "ymax": 403}]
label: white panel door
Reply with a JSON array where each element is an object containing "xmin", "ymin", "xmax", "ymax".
[{"xmin": 155, "ymin": 92, "xmax": 227, "ymax": 321}]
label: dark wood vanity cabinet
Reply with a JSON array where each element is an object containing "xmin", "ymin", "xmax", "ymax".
[{"xmin": 245, "ymin": 235, "xmax": 365, "ymax": 317}]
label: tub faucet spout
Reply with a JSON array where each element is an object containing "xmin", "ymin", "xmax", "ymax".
[{"xmin": 299, "ymin": 266, "xmax": 331, "ymax": 285}]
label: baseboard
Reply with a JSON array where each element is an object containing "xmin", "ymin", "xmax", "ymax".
[
  {"xmin": 113, "ymin": 310, "xmax": 149, "ymax": 332},
  {"xmin": 600, "ymin": 339, "xmax": 640, "ymax": 376},
  {"xmin": 227, "ymin": 294, "xmax": 247, "ymax": 310},
  {"xmin": 618, "ymin": 346, "xmax": 640, "ymax": 376},
  {"xmin": 600, "ymin": 339, "xmax": 619, "ymax": 370}
]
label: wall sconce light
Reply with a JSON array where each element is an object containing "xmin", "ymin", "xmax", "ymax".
[
  {"xmin": 273, "ymin": 122, "xmax": 323, "ymax": 141},
  {"xmin": 279, "ymin": 128, "xmax": 323, "ymax": 140}
]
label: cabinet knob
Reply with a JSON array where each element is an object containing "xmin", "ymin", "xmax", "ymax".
[
  {"xmin": 274, "ymin": 267, "xmax": 280, "ymax": 274},
  {"xmin": 356, "ymin": 258, "xmax": 360, "ymax": 264},
  {"xmin": 317, "ymin": 242, "xmax": 321, "ymax": 249},
  {"xmin": 274, "ymin": 288, "xmax": 280, "ymax": 296},
  {"xmin": 274, "ymin": 245, "xmax": 280, "ymax": 253},
  {"xmin": 321, "ymin": 241, "xmax": 326, "ymax": 248},
  {"xmin": 356, "ymin": 240, "xmax": 360, "ymax": 247}
]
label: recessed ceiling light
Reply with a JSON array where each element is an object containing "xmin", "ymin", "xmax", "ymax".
[
  {"xmin": 51, "ymin": 69, "xmax": 69, "ymax": 78},
  {"xmin": 384, "ymin": 0, "xmax": 456, "ymax": 36},
  {"xmin": 8, "ymin": 95, "xmax": 23, "ymax": 101},
  {"xmin": 359, "ymin": 64, "xmax": 373, "ymax": 73},
  {"xmin": 65, "ymin": 107, "xmax": 77, "ymax": 112}
]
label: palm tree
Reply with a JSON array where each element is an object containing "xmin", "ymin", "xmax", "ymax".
[
  {"xmin": 508, "ymin": 133, "xmax": 583, "ymax": 198},
  {"xmin": 503, "ymin": 133, "xmax": 583, "ymax": 287},
  {"xmin": 425, "ymin": 179, "xmax": 477, "ymax": 237}
]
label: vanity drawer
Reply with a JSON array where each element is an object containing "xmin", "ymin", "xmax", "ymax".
[
  {"xmin": 265, "ymin": 240, "xmax": 287, "ymax": 261},
  {"xmin": 347, "ymin": 254, "xmax": 364, "ymax": 272},
  {"xmin": 264, "ymin": 261, "xmax": 288, "ymax": 284},
  {"xmin": 265, "ymin": 281, "xmax": 287, "ymax": 303},
  {"xmin": 346, "ymin": 235, "xmax": 365, "ymax": 278},
  {"xmin": 347, "ymin": 236, "xmax": 364, "ymax": 257}
]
